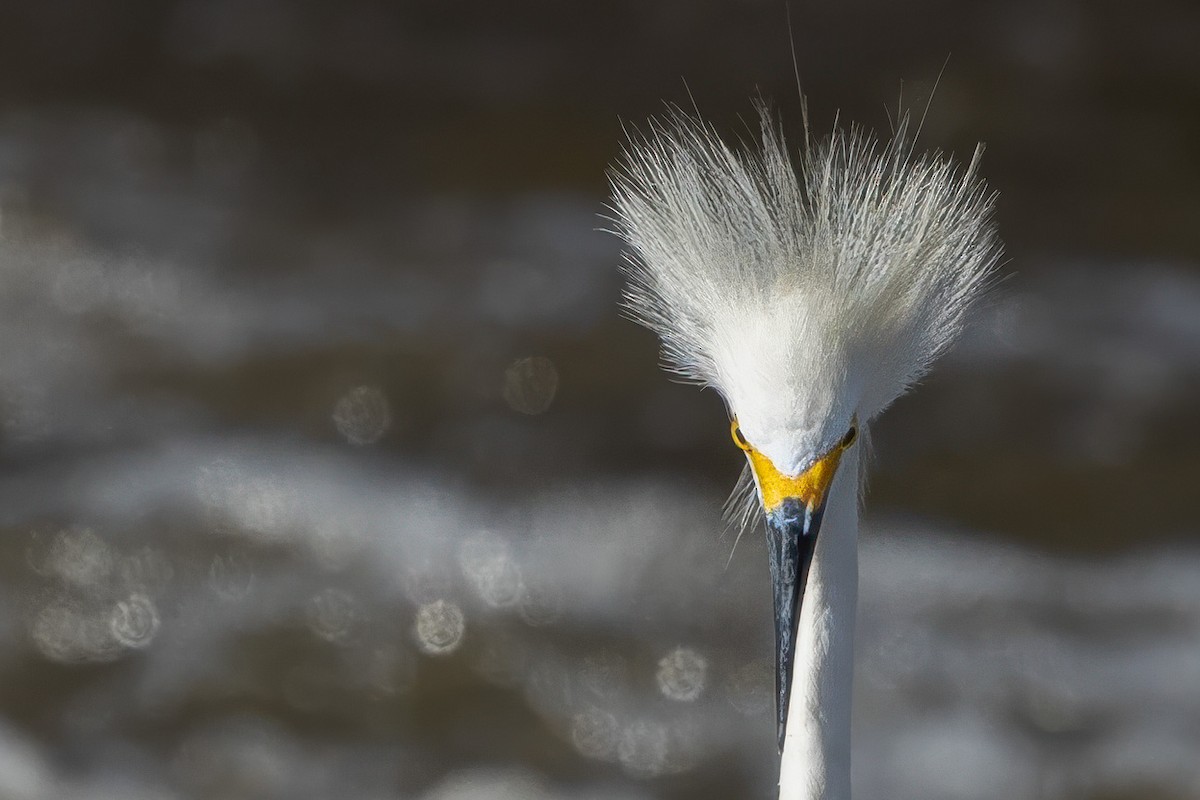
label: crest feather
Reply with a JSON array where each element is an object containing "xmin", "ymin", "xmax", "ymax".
[{"xmin": 607, "ymin": 105, "xmax": 1001, "ymax": 417}]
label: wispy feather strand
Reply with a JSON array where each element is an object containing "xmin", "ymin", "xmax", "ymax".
[{"xmin": 606, "ymin": 104, "xmax": 1001, "ymax": 532}]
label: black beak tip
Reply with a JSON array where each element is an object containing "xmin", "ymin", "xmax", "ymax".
[{"xmin": 765, "ymin": 498, "xmax": 826, "ymax": 756}]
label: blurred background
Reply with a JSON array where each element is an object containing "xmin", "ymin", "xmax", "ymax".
[{"xmin": 0, "ymin": 1, "xmax": 1198, "ymax": 799}]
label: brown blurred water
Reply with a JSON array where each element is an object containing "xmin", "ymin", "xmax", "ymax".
[{"xmin": 0, "ymin": 2, "xmax": 1198, "ymax": 799}]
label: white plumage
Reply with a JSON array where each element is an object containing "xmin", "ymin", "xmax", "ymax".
[
  {"xmin": 608, "ymin": 104, "xmax": 1001, "ymax": 799},
  {"xmin": 610, "ymin": 106, "xmax": 999, "ymax": 477}
]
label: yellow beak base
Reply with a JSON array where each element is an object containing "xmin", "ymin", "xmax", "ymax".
[{"xmin": 746, "ymin": 446, "xmax": 843, "ymax": 513}]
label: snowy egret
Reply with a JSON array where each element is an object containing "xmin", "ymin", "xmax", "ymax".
[{"xmin": 608, "ymin": 105, "xmax": 999, "ymax": 798}]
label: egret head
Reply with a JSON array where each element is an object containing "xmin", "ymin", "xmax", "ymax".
[{"xmin": 609, "ymin": 105, "xmax": 1000, "ymax": 747}]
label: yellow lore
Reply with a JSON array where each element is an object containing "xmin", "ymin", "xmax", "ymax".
[{"xmin": 731, "ymin": 419, "xmax": 857, "ymax": 513}]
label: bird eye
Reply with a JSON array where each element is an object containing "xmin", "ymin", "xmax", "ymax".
[
  {"xmin": 841, "ymin": 425, "xmax": 858, "ymax": 449},
  {"xmin": 730, "ymin": 419, "xmax": 751, "ymax": 451}
]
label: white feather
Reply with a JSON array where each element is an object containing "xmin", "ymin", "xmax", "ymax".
[{"xmin": 608, "ymin": 106, "xmax": 1000, "ymax": 475}]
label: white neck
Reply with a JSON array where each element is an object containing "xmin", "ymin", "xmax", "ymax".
[{"xmin": 778, "ymin": 445, "xmax": 859, "ymax": 800}]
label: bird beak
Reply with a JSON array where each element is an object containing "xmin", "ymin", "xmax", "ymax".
[{"xmin": 744, "ymin": 444, "xmax": 845, "ymax": 752}]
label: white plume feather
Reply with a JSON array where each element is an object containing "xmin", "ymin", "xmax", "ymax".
[{"xmin": 608, "ymin": 105, "xmax": 1000, "ymax": 475}]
